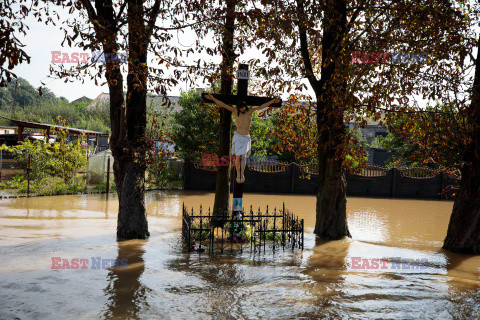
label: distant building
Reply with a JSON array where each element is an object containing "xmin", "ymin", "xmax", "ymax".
[
  {"xmin": 348, "ymin": 121, "xmax": 388, "ymax": 144},
  {"xmin": 0, "ymin": 126, "xmax": 19, "ymax": 146},
  {"xmin": 0, "ymin": 116, "xmax": 106, "ymax": 152},
  {"xmin": 0, "ymin": 126, "xmax": 17, "ymax": 135},
  {"xmin": 87, "ymin": 92, "xmax": 183, "ymax": 113},
  {"xmin": 348, "ymin": 121, "xmax": 392, "ymax": 166}
]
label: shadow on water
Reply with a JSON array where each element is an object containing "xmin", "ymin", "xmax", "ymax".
[{"xmin": 102, "ymin": 239, "xmax": 149, "ymax": 320}]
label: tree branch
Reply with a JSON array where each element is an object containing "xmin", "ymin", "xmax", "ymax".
[
  {"xmin": 115, "ymin": 0, "xmax": 127, "ymax": 22},
  {"xmin": 345, "ymin": 0, "xmax": 366, "ymax": 35},
  {"xmin": 146, "ymin": 0, "xmax": 161, "ymax": 41},
  {"xmin": 296, "ymin": 0, "xmax": 318, "ymax": 94},
  {"xmin": 150, "ymin": 18, "xmax": 216, "ymax": 31},
  {"xmin": 78, "ymin": 0, "xmax": 102, "ymax": 30}
]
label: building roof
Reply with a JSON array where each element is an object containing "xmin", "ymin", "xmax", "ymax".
[
  {"xmin": 0, "ymin": 116, "xmax": 104, "ymax": 136},
  {"xmin": 86, "ymin": 92, "xmax": 110, "ymax": 110},
  {"xmin": 87, "ymin": 92, "xmax": 182, "ymax": 112},
  {"xmin": 71, "ymin": 96, "xmax": 93, "ymax": 104}
]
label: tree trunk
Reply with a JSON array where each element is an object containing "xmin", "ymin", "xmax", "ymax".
[
  {"xmin": 212, "ymin": 0, "xmax": 236, "ymax": 225},
  {"xmin": 443, "ymin": 36, "xmax": 480, "ymax": 254},
  {"xmin": 313, "ymin": 0, "xmax": 351, "ymax": 239},
  {"xmin": 117, "ymin": 160, "xmax": 148, "ymax": 239},
  {"xmin": 443, "ymin": 158, "xmax": 480, "ymax": 253},
  {"xmin": 110, "ymin": 0, "xmax": 149, "ymax": 239},
  {"xmin": 314, "ymin": 111, "xmax": 350, "ymax": 239},
  {"xmin": 92, "ymin": 0, "xmax": 152, "ymax": 239}
]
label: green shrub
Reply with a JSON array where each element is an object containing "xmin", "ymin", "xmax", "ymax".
[{"xmin": 92, "ymin": 181, "xmax": 117, "ymax": 193}]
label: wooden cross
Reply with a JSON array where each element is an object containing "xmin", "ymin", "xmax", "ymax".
[
  {"xmin": 201, "ymin": 64, "xmax": 282, "ymax": 230},
  {"xmin": 201, "ymin": 64, "xmax": 282, "ymax": 110}
]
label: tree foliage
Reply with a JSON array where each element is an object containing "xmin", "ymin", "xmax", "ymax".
[
  {"xmin": 173, "ymin": 89, "xmax": 220, "ymax": 159},
  {"xmin": 383, "ymin": 105, "xmax": 467, "ymax": 172}
]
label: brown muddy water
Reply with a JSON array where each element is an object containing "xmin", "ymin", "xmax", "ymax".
[{"xmin": 0, "ymin": 191, "xmax": 479, "ymax": 320}]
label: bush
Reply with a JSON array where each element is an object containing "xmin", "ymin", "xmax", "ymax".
[
  {"xmin": 0, "ymin": 176, "xmax": 86, "ymax": 195},
  {"xmin": 34, "ymin": 177, "xmax": 86, "ymax": 195},
  {"xmin": 92, "ymin": 181, "xmax": 117, "ymax": 193}
]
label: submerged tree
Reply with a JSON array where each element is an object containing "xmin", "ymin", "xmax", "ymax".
[
  {"xmin": 253, "ymin": 0, "xmax": 469, "ymax": 239},
  {"xmin": 209, "ymin": 0, "xmax": 236, "ymax": 223},
  {"xmin": 444, "ymin": 33, "xmax": 480, "ymax": 254},
  {"xmin": 33, "ymin": 0, "xmax": 192, "ymax": 239}
]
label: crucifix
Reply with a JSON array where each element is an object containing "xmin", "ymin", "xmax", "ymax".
[{"xmin": 202, "ymin": 64, "xmax": 282, "ymax": 240}]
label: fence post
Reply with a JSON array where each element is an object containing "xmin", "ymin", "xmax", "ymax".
[
  {"xmin": 391, "ymin": 167, "xmax": 398, "ymax": 197},
  {"xmin": 106, "ymin": 157, "xmax": 110, "ymax": 197},
  {"xmin": 27, "ymin": 154, "xmax": 31, "ymax": 197},
  {"xmin": 439, "ymin": 171, "xmax": 445, "ymax": 198},
  {"xmin": 0, "ymin": 149, "xmax": 2, "ymax": 183},
  {"xmin": 183, "ymin": 158, "xmax": 189, "ymax": 190},
  {"xmin": 290, "ymin": 163, "xmax": 296, "ymax": 193}
]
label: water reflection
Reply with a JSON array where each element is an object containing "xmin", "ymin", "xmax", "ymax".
[
  {"xmin": 103, "ymin": 239, "xmax": 149, "ymax": 320},
  {"xmin": 162, "ymin": 249, "xmax": 308, "ymax": 318}
]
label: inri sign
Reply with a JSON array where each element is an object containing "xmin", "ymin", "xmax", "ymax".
[{"xmin": 236, "ymin": 68, "xmax": 250, "ymax": 80}]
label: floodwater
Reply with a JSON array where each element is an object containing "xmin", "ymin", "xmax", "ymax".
[{"xmin": 0, "ymin": 191, "xmax": 479, "ymax": 319}]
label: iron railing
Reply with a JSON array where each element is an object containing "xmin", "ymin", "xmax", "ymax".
[{"xmin": 182, "ymin": 203, "xmax": 304, "ymax": 254}]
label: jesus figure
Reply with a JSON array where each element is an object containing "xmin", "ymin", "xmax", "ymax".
[{"xmin": 205, "ymin": 94, "xmax": 280, "ymax": 183}]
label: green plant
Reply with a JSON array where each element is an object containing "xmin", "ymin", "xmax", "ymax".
[
  {"xmin": 0, "ymin": 119, "xmax": 88, "ymax": 195},
  {"xmin": 146, "ymin": 150, "xmax": 174, "ymax": 189},
  {"xmin": 0, "ymin": 176, "xmax": 27, "ymax": 190},
  {"xmin": 0, "ymin": 139, "xmax": 54, "ymax": 180},
  {"xmin": 172, "ymin": 88, "xmax": 219, "ymax": 159},
  {"xmin": 50, "ymin": 117, "xmax": 88, "ymax": 183},
  {"xmin": 191, "ymin": 221, "xmax": 212, "ymax": 241},
  {"xmin": 33, "ymin": 177, "xmax": 86, "ymax": 195},
  {"xmin": 92, "ymin": 181, "xmax": 117, "ymax": 193}
]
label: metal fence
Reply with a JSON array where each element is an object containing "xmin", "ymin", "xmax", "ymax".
[
  {"xmin": 0, "ymin": 150, "xmax": 24, "ymax": 184},
  {"xmin": 182, "ymin": 203, "xmax": 304, "ymax": 254}
]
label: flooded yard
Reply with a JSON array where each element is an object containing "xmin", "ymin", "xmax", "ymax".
[{"xmin": 0, "ymin": 191, "xmax": 479, "ymax": 319}]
